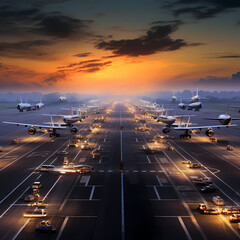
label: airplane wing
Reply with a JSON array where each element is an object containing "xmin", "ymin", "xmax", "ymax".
[
  {"xmin": 3, "ymin": 121, "xmax": 67, "ymax": 130},
  {"xmin": 174, "ymin": 124, "xmax": 237, "ymax": 130},
  {"xmin": 42, "ymin": 114, "xmax": 66, "ymax": 117}
]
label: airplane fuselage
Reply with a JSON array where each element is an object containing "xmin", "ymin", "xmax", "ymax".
[{"xmin": 157, "ymin": 115, "xmax": 175, "ymax": 125}]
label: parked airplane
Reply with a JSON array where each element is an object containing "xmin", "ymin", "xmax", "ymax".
[
  {"xmin": 172, "ymin": 93, "xmax": 177, "ymax": 103},
  {"xmin": 205, "ymin": 107, "xmax": 240, "ymax": 125},
  {"xmin": 17, "ymin": 97, "xmax": 34, "ymax": 112},
  {"xmin": 59, "ymin": 94, "xmax": 67, "ymax": 102},
  {"xmin": 161, "ymin": 116, "xmax": 236, "ymax": 138},
  {"xmin": 188, "ymin": 101, "xmax": 202, "ymax": 111},
  {"xmin": 190, "ymin": 88, "xmax": 200, "ymax": 103},
  {"xmin": 35, "ymin": 97, "xmax": 44, "ymax": 110},
  {"xmin": 178, "ymin": 97, "xmax": 187, "ymax": 110},
  {"xmin": 151, "ymin": 109, "xmax": 192, "ymax": 126},
  {"xmin": 44, "ymin": 108, "xmax": 86, "ymax": 125},
  {"xmin": 3, "ymin": 116, "xmax": 78, "ymax": 137}
]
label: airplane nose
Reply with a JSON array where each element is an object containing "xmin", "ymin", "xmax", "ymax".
[{"xmin": 17, "ymin": 105, "xmax": 20, "ymax": 110}]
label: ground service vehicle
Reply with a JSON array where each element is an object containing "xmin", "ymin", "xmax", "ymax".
[
  {"xmin": 229, "ymin": 214, "xmax": 240, "ymax": 222},
  {"xmin": 203, "ymin": 208, "xmax": 221, "ymax": 215},
  {"xmin": 212, "ymin": 196, "xmax": 225, "ymax": 206}
]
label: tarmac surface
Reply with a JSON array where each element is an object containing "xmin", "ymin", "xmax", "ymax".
[{"xmin": 0, "ymin": 101, "xmax": 239, "ymax": 240}]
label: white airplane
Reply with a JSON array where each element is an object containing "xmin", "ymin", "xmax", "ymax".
[
  {"xmin": 35, "ymin": 96, "xmax": 44, "ymax": 110},
  {"xmin": 44, "ymin": 108, "xmax": 86, "ymax": 125},
  {"xmin": 144, "ymin": 104, "xmax": 169, "ymax": 116},
  {"xmin": 137, "ymin": 100, "xmax": 159, "ymax": 111},
  {"xmin": 178, "ymin": 97, "xmax": 187, "ymax": 110},
  {"xmin": 59, "ymin": 94, "xmax": 67, "ymax": 102},
  {"xmin": 188, "ymin": 101, "xmax": 202, "ymax": 111},
  {"xmin": 190, "ymin": 89, "xmax": 200, "ymax": 103},
  {"xmin": 172, "ymin": 93, "xmax": 177, "ymax": 103},
  {"xmin": 161, "ymin": 116, "xmax": 237, "ymax": 138},
  {"xmin": 206, "ymin": 107, "xmax": 240, "ymax": 125},
  {"xmin": 17, "ymin": 97, "xmax": 35, "ymax": 112},
  {"xmin": 38, "ymin": 164, "xmax": 93, "ymax": 174},
  {"xmin": 3, "ymin": 116, "xmax": 78, "ymax": 137},
  {"xmin": 151, "ymin": 109, "xmax": 191, "ymax": 126}
]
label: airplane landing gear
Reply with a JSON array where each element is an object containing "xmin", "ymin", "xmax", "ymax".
[
  {"xmin": 180, "ymin": 130, "xmax": 191, "ymax": 139},
  {"xmin": 50, "ymin": 131, "xmax": 60, "ymax": 138},
  {"xmin": 180, "ymin": 134, "xmax": 191, "ymax": 139}
]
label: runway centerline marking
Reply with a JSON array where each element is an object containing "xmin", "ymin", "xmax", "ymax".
[{"xmin": 120, "ymin": 110, "xmax": 125, "ymax": 240}]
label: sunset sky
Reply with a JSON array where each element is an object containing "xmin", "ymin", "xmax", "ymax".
[{"xmin": 1, "ymin": 0, "xmax": 240, "ymax": 94}]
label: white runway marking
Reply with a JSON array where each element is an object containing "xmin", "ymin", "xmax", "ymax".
[
  {"xmin": 89, "ymin": 186, "xmax": 95, "ymax": 200},
  {"xmin": 156, "ymin": 175, "xmax": 163, "ymax": 187},
  {"xmin": 12, "ymin": 218, "xmax": 30, "ymax": 240},
  {"xmin": 56, "ymin": 216, "xmax": 69, "ymax": 240},
  {"xmin": 153, "ymin": 186, "xmax": 160, "ymax": 200},
  {"xmin": 178, "ymin": 216, "xmax": 192, "ymax": 240},
  {"xmin": 79, "ymin": 158, "xmax": 86, "ymax": 163},
  {"xmin": 146, "ymin": 156, "xmax": 151, "ymax": 163}
]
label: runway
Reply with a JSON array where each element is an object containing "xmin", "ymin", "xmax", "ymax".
[{"xmin": 0, "ymin": 102, "xmax": 239, "ymax": 240}]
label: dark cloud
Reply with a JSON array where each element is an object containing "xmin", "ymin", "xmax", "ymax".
[
  {"xmin": 215, "ymin": 55, "xmax": 240, "ymax": 59},
  {"xmin": 73, "ymin": 52, "xmax": 91, "ymax": 57},
  {"xmin": 78, "ymin": 67, "xmax": 101, "ymax": 73},
  {"xmin": 46, "ymin": 59, "xmax": 112, "ymax": 84},
  {"xmin": 58, "ymin": 59, "xmax": 101, "ymax": 69},
  {"xmin": 0, "ymin": 5, "xmax": 93, "ymax": 40},
  {"xmin": 96, "ymin": 23, "xmax": 201, "ymax": 57},
  {"xmin": 78, "ymin": 61, "xmax": 112, "ymax": 70},
  {"xmin": 0, "ymin": 40, "xmax": 54, "ymax": 59},
  {"xmin": 164, "ymin": 0, "xmax": 240, "ymax": 19},
  {"xmin": 43, "ymin": 72, "xmax": 68, "ymax": 85},
  {"xmin": 32, "ymin": 15, "xmax": 93, "ymax": 39},
  {"xmin": 205, "ymin": 53, "xmax": 240, "ymax": 59}
]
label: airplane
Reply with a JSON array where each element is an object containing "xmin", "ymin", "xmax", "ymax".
[
  {"xmin": 178, "ymin": 97, "xmax": 187, "ymax": 110},
  {"xmin": 150, "ymin": 109, "xmax": 192, "ymax": 126},
  {"xmin": 3, "ymin": 116, "xmax": 78, "ymax": 137},
  {"xmin": 38, "ymin": 163, "xmax": 93, "ymax": 174},
  {"xmin": 44, "ymin": 107, "xmax": 86, "ymax": 125},
  {"xmin": 144, "ymin": 104, "xmax": 169, "ymax": 116},
  {"xmin": 172, "ymin": 93, "xmax": 177, "ymax": 103},
  {"xmin": 161, "ymin": 116, "xmax": 237, "ymax": 138},
  {"xmin": 136, "ymin": 100, "xmax": 159, "ymax": 111},
  {"xmin": 59, "ymin": 94, "xmax": 67, "ymax": 102},
  {"xmin": 188, "ymin": 101, "xmax": 202, "ymax": 111},
  {"xmin": 190, "ymin": 88, "xmax": 200, "ymax": 103},
  {"xmin": 35, "ymin": 96, "xmax": 44, "ymax": 110},
  {"xmin": 17, "ymin": 97, "xmax": 35, "ymax": 112},
  {"xmin": 205, "ymin": 106, "xmax": 240, "ymax": 125}
]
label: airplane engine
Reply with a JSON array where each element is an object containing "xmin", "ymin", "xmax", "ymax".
[
  {"xmin": 28, "ymin": 127, "xmax": 36, "ymax": 135},
  {"xmin": 205, "ymin": 128, "xmax": 214, "ymax": 137},
  {"xmin": 162, "ymin": 127, "xmax": 170, "ymax": 134},
  {"xmin": 71, "ymin": 126, "xmax": 78, "ymax": 134}
]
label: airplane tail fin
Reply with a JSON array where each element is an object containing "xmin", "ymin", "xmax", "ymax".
[
  {"xmin": 225, "ymin": 105, "xmax": 229, "ymax": 115},
  {"xmin": 20, "ymin": 96, "xmax": 23, "ymax": 104},
  {"xmin": 50, "ymin": 114, "xmax": 54, "ymax": 126},
  {"xmin": 186, "ymin": 115, "xmax": 191, "ymax": 127}
]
